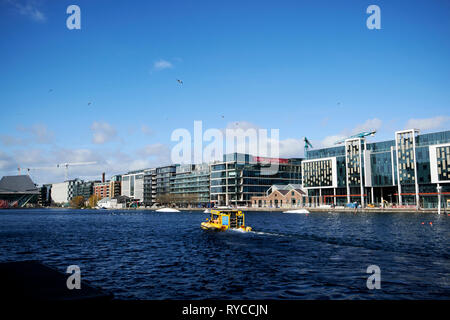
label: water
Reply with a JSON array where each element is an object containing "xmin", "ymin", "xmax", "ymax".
[{"xmin": 0, "ymin": 209, "xmax": 449, "ymax": 299}]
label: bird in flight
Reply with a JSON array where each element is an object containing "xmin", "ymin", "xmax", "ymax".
[
  {"xmin": 88, "ymin": 102, "xmax": 92, "ymax": 106},
  {"xmin": 48, "ymin": 89, "xmax": 53, "ymax": 93},
  {"xmin": 176, "ymin": 79, "xmax": 183, "ymax": 85}
]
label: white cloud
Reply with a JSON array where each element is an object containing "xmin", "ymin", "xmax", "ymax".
[
  {"xmin": 0, "ymin": 151, "xmax": 16, "ymax": 171},
  {"xmin": 91, "ymin": 121, "xmax": 117, "ymax": 144},
  {"xmin": 2, "ymin": 123, "xmax": 54, "ymax": 145},
  {"xmin": 320, "ymin": 134, "xmax": 347, "ymax": 148},
  {"xmin": 320, "ymin": 118, "xmax": 383, "ymax": 147},
  {"xmin": 225, "ymin": 121, "xmax": 260, "ymax": 131},
  {"xmin": 352, "ymin": 118, "xmax": 382, "ymax": 135},
  {"xmin": 405, "ymin": 116, "xmax": 450, "ymax": 131},
  {"xmin": 221, "ymin": 121, "xmax": 305, "ymax": 158},
  {"xmin": 29, "ymin": 124, "xmax": 54, "ymax": 143},
  {"xmin": 153, "ymin": 59, "xmax": 173, "ymax": 70},
  {"xmin": 0, "ymin": 135, "xmax": 25, "ymax": 146},
  {"xmin": 278, "ymin": 138, "xmax": 304, "ymax": 158},
  {"xmin": 141, "ymin": 124, "xmax": 153, "ymax": 136},
  {"xmin": 0, "ymin": 142, "xmax": 174, "ymax": 185},
  {"xmin": 7, "ymin": 0, "xmax": 46, "ymax": 22},
  {"xmin": 138, "ymin": 143, "xmax": 171, "ymax": 165}
]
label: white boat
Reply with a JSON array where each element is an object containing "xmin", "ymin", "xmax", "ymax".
[
  {"xmin": 283, "ymin": 209, "xmax": 310, "ymax": 214},
  {"xmin": 203, "ymin": 209, "xmax": 210, "ymax": 213},
  {"xmin": 155, "ymin": 208, "xmax": 180, "ymax": 212}
]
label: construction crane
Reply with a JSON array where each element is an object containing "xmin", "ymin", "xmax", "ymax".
[
  {"xmin": 334, "ymin": 130, "xmax": 376, "ymax": 145},
  {"xmin": 17, "ymin": 166, "xmax": 57, "ymax": 185},
  {"xmin": 304, "ymin": 137, "xmax": 313, "ymax": 157},
  {"xmin": 56, "ymin": 162, "xmax": 97, "ymax": 181}
]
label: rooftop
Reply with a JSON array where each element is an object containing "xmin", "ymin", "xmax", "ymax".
[{"xmin": 0, "ymin": 175, "xmax": 39, "ymax": 194}]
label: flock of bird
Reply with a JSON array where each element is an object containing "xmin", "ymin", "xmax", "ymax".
[
  {"xmin": 48, "ymin": 80, "xmax": 341, "ymax": 121},
  {"xmin": 48, "ymin": 79, "xmax": 184, "ymax": 108}
]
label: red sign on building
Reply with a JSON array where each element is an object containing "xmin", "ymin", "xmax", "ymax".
[{"xmin": 254, "ymin": 156, "xmax": 289, "ymax": 164}]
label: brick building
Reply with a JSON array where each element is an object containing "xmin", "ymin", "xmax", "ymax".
[{"xmin": 251, "ymin": 184, "xmax": 309, "ymax": 208}]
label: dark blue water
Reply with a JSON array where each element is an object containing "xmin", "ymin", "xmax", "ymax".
[{"xmin": 0, "ymin": 209, "xmax": 449, "ymax": 299}]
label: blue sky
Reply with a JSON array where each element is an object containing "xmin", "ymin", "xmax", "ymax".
[{"xmin": 0, "ymin": 0, "xmax": 449, "ymax": 184}]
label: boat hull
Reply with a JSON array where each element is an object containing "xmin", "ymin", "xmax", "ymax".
[{"xmin": 200, "ymin": 222, "xmax": 251, "ymax": 232}]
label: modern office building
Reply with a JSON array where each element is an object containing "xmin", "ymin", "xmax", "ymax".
[
  {"xmin": 302, "ymin": 129, "xmax": 450, "ymax": 208},
  {"xmin": 73, "ymin": 180, "xmax": 98, "ymax": 200},
  {"xmin": 155, "ymin": 165, "xmax": 177, "ymax": 203},
  {"xmin": 50, "ymin": 181, "xmax": 69, "ymax": 204},
  {"xmin": 109, "ymin": 174, "xmax": 122, "ymax": 198},
  {"xmin": 51, "ymin": 179, "xmax": 83, "ymax": 204},
  {"xmin": 170, "ymin": 163, "xmax": 210, "ymax": 207},
  {"xmin": 121, "ymin": 170, "xmax": 145, "ymax": 202},
  {"xmin": 210, "ymin": 153, "xmax": 303, "ymax": 207},
  {"xmin": 143, "ymin": 168, "xmax": 156, "ymax": 206},
  {"xmin": 39, "ymin": 184, "xmax": 52, "ymax": 207}
]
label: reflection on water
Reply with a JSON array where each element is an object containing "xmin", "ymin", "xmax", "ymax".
[{"xmin": 0, "ymin": 209, "xmax": 448, "ymax": 299}]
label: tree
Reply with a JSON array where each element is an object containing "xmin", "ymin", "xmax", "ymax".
[
  {"xmin": 88, "ymin": 195, "xmax": 100, "ymax": 208},
  {"xmin": 155, "ymin": 192, "xmax": 200, "ymax": 207},
  {"xmin": 70, "ymin": 196, "xmax": 85, "ymax": 209}
]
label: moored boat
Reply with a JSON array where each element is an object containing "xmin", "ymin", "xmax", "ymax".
[
  {"xmin": 283, "ymin": 209, "xmax": 310, "ymax": 214},
  {"xmin": 155, "ymin": 208, "xmax": 180, "ymax": 212}
]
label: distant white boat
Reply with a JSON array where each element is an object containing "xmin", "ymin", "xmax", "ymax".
[
  {"xmin": 203, "ymin": 209, "xmax": 210, "ymax": 213},
  {"xmin": 155, "ymin": 208, "xmax": 180, "ymax": 213},
  {"xmin": 283, "ymin": 209, "xmax": 310, "ymax": 214}
]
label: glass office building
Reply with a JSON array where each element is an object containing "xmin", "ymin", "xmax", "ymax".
[
  {"xmin": 303, "ymin": 129, "xmax": 450, "ymax": 208},
  {"xmin": 170, "ymin": 163, "xmax": 210, "ymax": 207},
  {"xmin": 143, "ymin": 168, "xmax": 157, "ymax": 206},
  {"xmin": 155, "ymin": 165, "xmax": 177, "ymax": 198},
  {"xmin": 210, "ymin": 153, "xmax": 302, "ymax": 206},
  {"xmin": 73, "ymin": 180, "xmax": 98, "ymax": 200}
]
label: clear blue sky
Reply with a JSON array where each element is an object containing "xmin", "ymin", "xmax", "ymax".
[{"xmin": 0, "ymin": 0, "xmax": 449, "ymax": 184}]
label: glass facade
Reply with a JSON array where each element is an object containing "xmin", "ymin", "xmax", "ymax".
[
  {"xmin": 346, "ymin": 139, "xmax": 363, "ymax": 187},
  {"xmin": 156, "ymin": 165, "xmax": 177, "ymax": 195},
  {"xmin": 396, "ymin": 130, "xmax": 417, "ymax": 185},
  {"xmin": 303, "ymin": 159, "xmax": 333, "ymax": 188},
  {"xmin": 143, "ymin": 168, "xmax": 156, "ymax": 206},
  {"xmin": 170, "ymin": 164, "xmax": 210, "ymax": 207},
  {"xmin": 210, "ymin": 153, "xmax": 302, "ymax": 206},
  {"xmin": 304, "ymin": 129, "xmax": 450, "ymax": 207},
  {"xmin": 73, "ymin": 181, "xmax": 97, "ymax": 200},
  {"xmin": 436, "ymin": 145, "xmax": 450, "ymax": 182}
]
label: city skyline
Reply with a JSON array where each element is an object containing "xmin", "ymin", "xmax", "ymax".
[{"xmin": 1, "ymin": 0, "xmax": 449, "ymax": 184}]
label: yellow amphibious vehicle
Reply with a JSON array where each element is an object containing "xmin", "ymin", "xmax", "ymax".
[{"xmin": 201, "ymin": 209, "xmax": 252, "ymax": 232}]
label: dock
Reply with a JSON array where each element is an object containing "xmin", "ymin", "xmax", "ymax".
[{"xmin": 0, "ymin": 260, "xmax": 113, "ymax": 301}]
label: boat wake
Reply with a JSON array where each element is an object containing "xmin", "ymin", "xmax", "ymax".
[{"xmin": 251, "ymin": 231, "xmax": 287, "ymax": 237}]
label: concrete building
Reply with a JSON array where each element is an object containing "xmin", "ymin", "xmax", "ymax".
[
  {"xmin": 109, "ymin": 175, "xmax": 122, "ymax": 198},
  {"xmin": 303, "ymin": 129, "xmax": 450, "ymax": 208},
  {"xmin": 121, "ymin": 170, "xmax": 145, "ymax": 203},
  {"xmin": 51, "ymin": 179, "xmax": 90, "ymax": 204},
  {"xmin": 50, "ymin": 181, "xmax": 69, "ymax": 204},
  {"xmin": 210, "ymin": 153, "xmax": 303, "ymax": 207}
]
